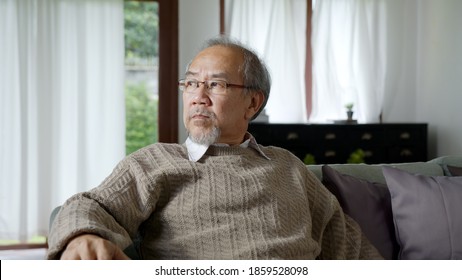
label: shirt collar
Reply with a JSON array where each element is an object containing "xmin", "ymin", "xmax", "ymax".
[{"xmin": 185, "ymin": 132, "xmax": 270, "ymax": 162}]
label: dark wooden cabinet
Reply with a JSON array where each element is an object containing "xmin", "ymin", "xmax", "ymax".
[{"xmin": 248, "ymin": 123, "xmax": 428, "ymax": 164}]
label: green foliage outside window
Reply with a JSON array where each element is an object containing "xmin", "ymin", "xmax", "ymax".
[
  {"xmin": 124, "ymin": 1, "xmax": 159, "ymax": 155},
  {"xmin": 124, "ymin": 1, "xmax": 158, "ymax": 59},
  {"xmin": 125, "ymin": 82, "xmax": 158, "ymax": 155}
]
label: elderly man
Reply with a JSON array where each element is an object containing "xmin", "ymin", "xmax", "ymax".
[{"xmin": 47, "ymin": 36, "xmax": 382, "ymax": 260}]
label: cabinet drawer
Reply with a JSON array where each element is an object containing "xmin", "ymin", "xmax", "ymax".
[
  {"xmin": 388, "ymin": 146, "xmax": 426, "ymax": 163},
  {"xmin": 386, "ymin": 127, "xmax": 425, "ymax": 145},
  {"xmin": 312, "ymin": 148, "xmax": 348, "ymax": 164},
  {"xmin": 311, "ymin": 126, "xmax": 347, "ymax": 145},
  {"xmin": 250, "ymin": 124, "xmax": 309, "ymax": 147},
  {"xmin": 352, "ymin": 147, "xmax": 385, "ymax": 164},
  {"xmin": 348, "ymin": 127, "xmax": 384, "ymax": 145}
]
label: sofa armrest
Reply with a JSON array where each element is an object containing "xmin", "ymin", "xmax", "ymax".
[{"xmin": 48, "ymin": 206, "xmax": 141, "ymax": 259}]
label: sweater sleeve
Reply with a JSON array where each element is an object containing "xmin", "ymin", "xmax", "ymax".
[
  {"xmin": 303, "ymin": 167, "xmax": 383, "ymax": 260},
  {"xmin": 47, "ymin": 155, "xmax": 164, "ymax": 259}
]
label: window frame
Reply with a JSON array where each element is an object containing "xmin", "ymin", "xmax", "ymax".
[{"xmin": 157, "ymin": 0, "xmax": 179, "ymax": 143}]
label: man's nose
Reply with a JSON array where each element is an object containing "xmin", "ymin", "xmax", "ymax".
[{"xmin": 192, "ymin": 85, "xmax": 211, "ymax": 105}]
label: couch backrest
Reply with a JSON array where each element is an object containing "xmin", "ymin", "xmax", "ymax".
[{"xmin": 307, "ymin": 161, "xmax": 444, "ymax": 184}]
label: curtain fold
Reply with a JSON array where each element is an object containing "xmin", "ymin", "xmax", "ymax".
[
  {"xmin": 225, "ymin": 0, "xmax": 307, "ymax": 123},
  {"xmin": 310, "ymin": 0, "xmax": 388, "ymax": 123},
  {"xmin": 0, "ymin": 0, "xmax": 125, "ymax": 242}
]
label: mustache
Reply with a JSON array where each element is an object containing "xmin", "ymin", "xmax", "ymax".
[{"xmin": 189, "ymin": 109, "xmax": 216, "ymax": 119}]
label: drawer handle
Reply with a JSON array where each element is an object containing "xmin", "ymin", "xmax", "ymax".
[
  {"xmin": 400, "ymin": 132, "xmax": 411, "ymax": 139},
  {"xmin": 325, "ymin": 150, "xmax": 336, "ymax": 157},
  {"xmin": 286, "ymin": 132, "xmax": 299, "ymax": 140},
  {"xmin": 400, "ymin": 149, "xmax": 413, "ymax": 156},
  {"xmin": 361, "ymin": 133, "xmax": 373, "ymax": 140},
  {"xmin": 325, "ymin": 133, "xmax": 336, "ymax": 140},
  {"xmin": 364, "ymin": 150, "xmax": 373, "ymax": 157}
]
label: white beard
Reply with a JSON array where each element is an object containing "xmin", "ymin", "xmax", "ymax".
[
  {"xmin": 189, "ymin": 125, "xmax": 221, "ymax": 146},
  {"xmin": 187, "ymin": 109, "xmax": 221, "ymax": 145}
]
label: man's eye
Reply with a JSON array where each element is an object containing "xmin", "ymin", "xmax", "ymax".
[
  {"xmin": 209, "ymin": 81, "xmax": 225, "ymax": 88},
  {"xmin": 186, "ymin": 81, "xmax": 197, "ymax": 87}
]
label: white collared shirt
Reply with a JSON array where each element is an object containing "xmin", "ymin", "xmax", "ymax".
[{"xmin": 185, "ymin": 132, "xmax": 270, "ymax": 162}]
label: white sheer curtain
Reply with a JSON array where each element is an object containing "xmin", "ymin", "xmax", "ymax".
[
  {"xmin": 225, "ymin": 0, "xmax": 307, "ymax": 123},
  {"xmin": 310, "ymin": 0, "xmax": 387, "ymax": 123},
  {"xmin": 0, "ymin": 0, "xmax": 125, "ymax": 242}
]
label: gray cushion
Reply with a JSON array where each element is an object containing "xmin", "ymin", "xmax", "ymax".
[
  {"xmin": 322, "ymin": 166, "xmax": 399, "ymax": 259},
  {"xmin": 382, "ymin": 166, "xmax": 462, "ymax": 259},
  {"xmin": 447, "ymin": 165, "xmax": 462, "ymax": 176}
]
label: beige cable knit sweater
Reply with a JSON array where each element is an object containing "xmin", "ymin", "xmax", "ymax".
[{"xmin": 47, "ymin": 143, "xmax": 382, "ymax": 259}]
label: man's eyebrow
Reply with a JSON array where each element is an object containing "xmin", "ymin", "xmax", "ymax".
[
  {"xmin": 185, "ymin": 70, "xmax": 197, "ymax": 77},
  {"xmin": 210, "ymin": 73, "xmax": 229, "ymax": 79}
]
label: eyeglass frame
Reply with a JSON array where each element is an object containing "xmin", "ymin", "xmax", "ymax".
[{"xmin": 178, "ymin": 79, "xmax": 255, "ymax": 95}]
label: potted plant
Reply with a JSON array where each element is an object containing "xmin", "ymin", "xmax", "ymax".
[
  {"xmin": 345, "ymin": 103, "xmax": 354, "ymax": 121},
  {"xmin": 303, "ymin": 153, "xmax": 316, "ymax": 165},
  {"xmin": 347, "ymin": 148, "xmax": 365, "ymax": 163}
]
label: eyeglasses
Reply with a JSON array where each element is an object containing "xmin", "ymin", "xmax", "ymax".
[{"xmin": 178, "ymin": 79, "xmax": 252, "ymax": 95}]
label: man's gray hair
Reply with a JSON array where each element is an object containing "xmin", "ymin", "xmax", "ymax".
[{"xmin": 196, "ymin": 36, "xmax": 272, "ymax": 120}]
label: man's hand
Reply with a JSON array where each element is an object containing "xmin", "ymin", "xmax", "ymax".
[{"xmin": 60, "ymin": 234, "xmax": 130, "ymax": 260}]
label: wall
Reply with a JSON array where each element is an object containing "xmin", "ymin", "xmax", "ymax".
[
  {"xmin": 178, "ymin": 0, "xmax": 220, "ymax": 143},
  {"xmin": 382, "ymin": 0, "xmax": 462, "ymax": 158},
  {"xmin": 416, "ymin": 0, "xmax": 462, "ymax": 158}
]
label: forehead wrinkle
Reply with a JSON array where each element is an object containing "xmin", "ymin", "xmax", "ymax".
[{"xmin": 185, "ymin": 71, "xmax": 231, "ymax": 80}]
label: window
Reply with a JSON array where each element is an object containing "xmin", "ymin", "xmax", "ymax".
[
  {"xmin": 0, "ymin": 0, "xmax": 178, "ymax": 250},
  {"xmin": 125, "ymin": 0, "xmax": 178, "ymax": 150},
  {"xmin": 124, "ymin": 1, "xmax": 159, "ymax": 154}
]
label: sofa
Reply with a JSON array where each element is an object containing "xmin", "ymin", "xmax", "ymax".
[
  {"xmin": 50, "ymin": 156, "xmax": 462, "ymax": 260},
  {"xmin": 307, "ymin": 155, "xmax": 462, "ymax": 260}
]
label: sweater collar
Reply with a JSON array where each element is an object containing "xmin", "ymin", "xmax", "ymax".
[{"xmin": 185, "ymin": 132, "xmax": 270, "ymax": 162}]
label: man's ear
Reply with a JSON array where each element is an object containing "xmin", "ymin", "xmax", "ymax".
[{"xmin": 245, "ymin": 91, "xmax": 265, "ymax": 120}]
